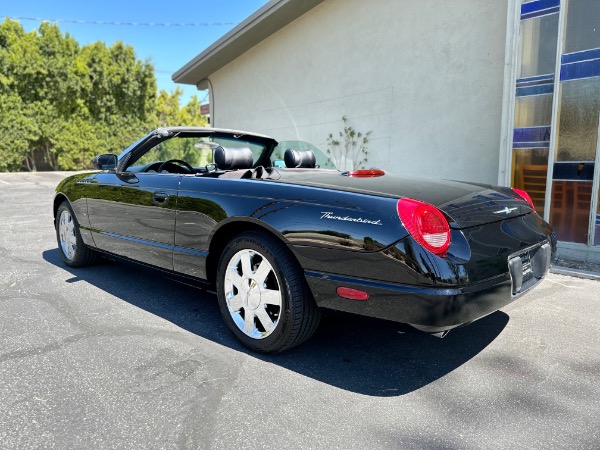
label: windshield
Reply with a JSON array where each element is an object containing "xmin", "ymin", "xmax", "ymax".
[
  {"xmin": 124, "ymin": 133, "xmax": 270, "ymax": 171},
  {"xmin": 118, "ymin": 130, "xmax": 337, "ymax": 172}
]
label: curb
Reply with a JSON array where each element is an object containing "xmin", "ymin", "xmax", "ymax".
[{"xmin": 550, "ymin": 265, "xmax": 600, "ymax": 281}]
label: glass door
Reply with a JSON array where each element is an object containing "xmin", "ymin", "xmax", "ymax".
[
  {"xmin": 510, "ymin": 0, "xmax": 600, "ymax": 247},
  {"xmin": 511, "ymin": 1, "xmax": 560, "ymax": 214},
  {"xmin": 551, "ymin": 0, "xmax": 600, "ymax": 245}
]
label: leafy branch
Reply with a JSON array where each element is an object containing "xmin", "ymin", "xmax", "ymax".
[{"xmin": 326, "ymin": 116, "xmax": 371, "ymax": 170}]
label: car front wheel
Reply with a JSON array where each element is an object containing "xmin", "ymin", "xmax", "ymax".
[
  {"xmin": 55, "ymin": 201, "xmax": 98, "ymax": 267},
  {"xmin": 216, "ymin": 231, "xmax": 321, "ymax": 353}
]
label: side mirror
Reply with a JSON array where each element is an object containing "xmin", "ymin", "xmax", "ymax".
[{"xmin": 92, "ymin": 154, "xmax": 118, "ymax": 170}]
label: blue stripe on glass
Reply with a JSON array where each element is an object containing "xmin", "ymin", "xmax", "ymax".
[
  {"xmin": 521, "ymin": 0, "xmax": 560, "ymax": 14},
  {"xmin": 560, "ymin": 59, "xmax": 600, "ymax": 81},
  {"xmin": 513, "ymin": 127, "xmax": 552, "ymax": 143},
  {"xmin": 101, "ymin": 232, "xmax": 209, "ymax": 257},
  {"xmin": 596, "ymin": 215, "xmax": 600, "ymax": 226},
  {"xmin": 513, "ymin": 142, "xmax": 551, "ymax": 149},
  {"xmin": 516, "ymin": 84, "xmax": 554, "ymax": 97},
  {"xmin": 517, "ymin": 74, "xmax": 555, "ymax": 84},
  {"xmin": 521, "ymin": 0, "xmax": 560, "ymax": 20},
  {"xmin": 521, "ymin": 0, "xmax": 560, "ymax": 15},
  {"xmin": 562, "ymin": 48, "xmax": 600, "ymax": 65},
  {"xmin": 517, "ymin": 74, "xmax": 554, "ymax": 86},
  {"xmin": 552, "ymin": 162, "xmax": 595, "ymax": 181}
]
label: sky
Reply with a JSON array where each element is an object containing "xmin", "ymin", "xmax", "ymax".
[{"xmin": 2, "ymin": 0, "xmax": 269, "ymax": 105}]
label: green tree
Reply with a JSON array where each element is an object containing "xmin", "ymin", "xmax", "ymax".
[
  {"xmin": 156, "ymin": 87, "xmax": 207, "ymax": 127},
  {"xmin": 152, "ymin": 88, "xmax": 208, "ymax": 163},
  {"xmin": 0, "ymin": 19, "xmax": 210, "ymax": 172},
  {"xmin": 0, "ymin": 93, "xmax": 36, "ymax": 170},
  {"xmin": 0, "ymin": 19, "xmax": 157, "ymax": 171},
  {"xmin": 179, "ymin": 94, "xmax": 206, "ymax": 127},
  {"xmin": 0, "ymin": 20, "xmax": 38, "ymax": 170}
]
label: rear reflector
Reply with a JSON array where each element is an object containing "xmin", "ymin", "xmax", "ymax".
[
  {"xmin": 511, "ymin": 188, "xmax": 536, "ymax": 211},
  {"xmin": 336, "ymin": 287, "xmax": 370, "ymax": 301},
  {"xmin": 397, "ymin": 198, "xmax": 451, "ymax": 256}
]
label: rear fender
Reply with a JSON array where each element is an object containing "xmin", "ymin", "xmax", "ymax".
[{"xmin": 255, "ymin": 196, "xmax": 407, "ymax": 252}]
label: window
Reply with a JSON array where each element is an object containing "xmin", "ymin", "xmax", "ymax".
[{"xmin": 125, "ymin": 135, "xmax": 268, "ymax": 172}]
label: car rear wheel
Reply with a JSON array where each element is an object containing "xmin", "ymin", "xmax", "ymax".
[
  {"xmin": 216, "ymin": 231, "xmax": 321, "ymax": 353},
  {"xmin": 56, "ymin": 201, "xmax": 98, "ymax": 267}
]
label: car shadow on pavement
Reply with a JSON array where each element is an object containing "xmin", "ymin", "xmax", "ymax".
[{"xmin": 43, "ymin": 249, "xmax": 508, "ymax": 397}]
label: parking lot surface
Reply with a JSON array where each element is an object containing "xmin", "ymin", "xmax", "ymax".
[{"xmin": 1, "ymin": 171, "xmax": 599, "ymax": 449}]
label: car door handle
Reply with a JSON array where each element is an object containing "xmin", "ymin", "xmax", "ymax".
[{"xmin": 153, "ymin": 191, "xmax": 169, "ymax": 205}]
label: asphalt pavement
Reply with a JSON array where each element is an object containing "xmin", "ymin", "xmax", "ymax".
[{"xmin": 0, "ymin": 171, "xmax": 599, "ymax": 449}]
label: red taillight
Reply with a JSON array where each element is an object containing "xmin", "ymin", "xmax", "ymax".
[
  {"xmin": 511, "ymin": 188, "xmax": 536, "ymax": 211},
  {"xmin": 397, "ymin": 198, "xmax": 451, "ymax": 256}
]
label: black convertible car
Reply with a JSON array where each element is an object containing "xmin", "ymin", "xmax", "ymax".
[{"xmin": 54, "ymin": 127, "xmax": 555, "ymax": 352}]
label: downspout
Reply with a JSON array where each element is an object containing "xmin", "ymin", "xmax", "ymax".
[{"xmin": 198, "ymin": 77, "xmax": 215, "ymax": 127}]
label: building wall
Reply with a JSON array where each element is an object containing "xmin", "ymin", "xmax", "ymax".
[{"xmin": 209, "ymin": 0, "xmax": 509, "ymax": 184}]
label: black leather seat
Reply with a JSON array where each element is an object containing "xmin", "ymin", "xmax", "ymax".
[{"xmin": 284, "ymin": 149, "xmax": 316, "ymax": 168}]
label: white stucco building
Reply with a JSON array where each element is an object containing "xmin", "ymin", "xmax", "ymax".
[{"xmin": 174, "ymin": 0, "xmax": 600, "ymax": 263}]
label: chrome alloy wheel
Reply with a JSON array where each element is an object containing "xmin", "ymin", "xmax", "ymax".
[
  {"xmin": 58, "ymin": 209, "xmax": 76, "ymax": 260},
  {"xmin": 223, "ymin": 249, "xmax": 283, "ymax": 339}
]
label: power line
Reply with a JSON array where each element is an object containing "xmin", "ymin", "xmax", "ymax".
[{"xmin": 5, "ymin": 16, "xmax": 236, "ymax": 27}]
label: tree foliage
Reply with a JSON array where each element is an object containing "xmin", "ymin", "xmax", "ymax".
[
  {"xmin": 156, "ymin": 87, "xmax": 206, "ymax": 128},
  {"xmin": 0, "ymin": 19, "xmax": 207, "ymax": 172},
  {"xmin": 153, "ymin": 88, "xmax": 208, "ymax": 164}
]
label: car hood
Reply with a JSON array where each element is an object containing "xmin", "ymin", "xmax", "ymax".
[{"xmin": 269, "ymin": 169, "xmax": 533, "ymax": 229}]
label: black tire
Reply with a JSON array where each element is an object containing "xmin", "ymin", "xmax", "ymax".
[
  {"xmin": 216, "ymin": 231, "xmax": 321, "ymax": 353},
  {"xmin": 55, "ymin": 201, "xmax": 99, "ymax": 267}
]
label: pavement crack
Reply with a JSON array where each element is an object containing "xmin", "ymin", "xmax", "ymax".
[
  {"xmin": 0, "ymin": 332, "xmax": 96, "ymax": 364},
  {"xmin": 0, "ymin": 327, "xmax": 204, "ymax": 364}
]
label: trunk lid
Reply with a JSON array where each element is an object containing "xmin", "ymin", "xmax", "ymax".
[
  {"xmin": 435, "ymin": 188, "xmax": 533, "ymax": 228},
  {"xmin": 270, "ymin": 169, "xmax": 533, "ymax": 229}
]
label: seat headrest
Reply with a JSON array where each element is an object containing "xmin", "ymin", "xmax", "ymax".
[
  {"xmin": 284, "ymin": 149, "xmax": 316, "ymax": 168},
  {"xmin": 214, "ymin": 146, "xmax": 253, "ymax": 170}
]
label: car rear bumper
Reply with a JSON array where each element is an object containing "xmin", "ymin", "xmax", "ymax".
[{"xmin": 305, "ymin": 242, "xmax": 550, "ymax": 333}]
